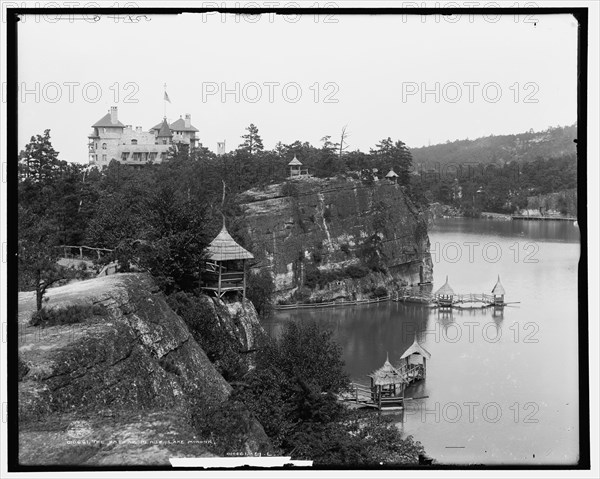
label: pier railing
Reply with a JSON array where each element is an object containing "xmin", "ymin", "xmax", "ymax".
[{"xmin": 455, "ymin": 293, "xmax": 495, "ymax": 303}]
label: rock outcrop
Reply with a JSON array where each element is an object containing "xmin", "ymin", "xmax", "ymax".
[
  {"xmin": 18, "ymin": 273, "xmax": 270, "ymax": 465},
  {"xmin": 240, "ymin": 176, "xmax": 433, "ymax": 303}
]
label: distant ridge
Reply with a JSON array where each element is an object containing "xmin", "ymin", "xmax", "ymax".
[{"xmin": 411, "ymin": 124, "xmax": 577, "ymax": 167}]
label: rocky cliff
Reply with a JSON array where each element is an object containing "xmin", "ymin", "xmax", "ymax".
[
  {"xmin": 18, "ymin": 273, "xmax": 270, "ymax": 466},
  {"xmin": 240, "ymin": 176, "xmax": 433, "ymax": 303}
]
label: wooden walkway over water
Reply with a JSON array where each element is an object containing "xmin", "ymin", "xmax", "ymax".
[{"xmin": 394, "ymin": 291, "xmax": 506, "ymax": 309}]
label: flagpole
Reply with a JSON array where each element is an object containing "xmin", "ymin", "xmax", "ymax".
[{"xmin": 163, "ymin": 83, "xmax": 166, "ymax": 118}]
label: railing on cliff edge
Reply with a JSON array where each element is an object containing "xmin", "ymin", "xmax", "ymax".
[{"xmin": 56, "ymin": 245, "xmax": 114, "ymax": 261}]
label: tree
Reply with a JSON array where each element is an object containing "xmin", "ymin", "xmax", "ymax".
[
  {"xmin": 18, "ymin": 207, "xmax": 72, "ymax": 310},
  {"xmin": 246, "ymin": 269, "xmax": 276, "ymax": 318},
  {"xmin": 118, "ymin": 184, "xmax": 211, "ymax": 294},
  {"xmin": 18, "ymin": 129, "xmax": 64, "ymax": 183},
  {"xmin": 371, "ymin": 137, "xmax": 413, "ymax": 185},
  {"xmin": 239, "ymin": 123, "xmax": 264, "ymax": 155},
  {"xmin": 338, "ymin": 124, "xmax": 350, "ymax": 158}
]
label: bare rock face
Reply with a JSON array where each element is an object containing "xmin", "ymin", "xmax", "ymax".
[
  {"xmin": 197, "ymin": 295, "xmax": 264, "ymax": 353},
  {"xmin": 240, "ymin": 176, "xmax": 433, "ymax": 302},
  {"xmin": 18, "ymin": 273, "xmax": 269, "ymax": 465}
]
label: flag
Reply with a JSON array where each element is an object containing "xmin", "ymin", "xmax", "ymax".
[{"xmin": 164, "ymin": 91, "xmax": 171, "ymax": 103}]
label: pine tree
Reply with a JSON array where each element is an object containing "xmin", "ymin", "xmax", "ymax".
[
  {"xmin": 19, "ymin": 129, "xmax": 63, "ymax": 182},
  {"xmin": 239, "ymin": 124, "xmax": 264, "ymax": 155}
]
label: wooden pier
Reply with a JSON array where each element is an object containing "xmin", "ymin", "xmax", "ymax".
[{"xmin": 394, "ymin": 276, "xmax": 513, "ymax": 309}]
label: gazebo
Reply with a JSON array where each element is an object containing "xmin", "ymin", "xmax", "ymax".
[
  {"xmin": 288, "ymin": 155, "xmax": 303, "ymax": 177},
  {"xmin": 368, "ymin": 354, "xmax": 408, "ymax": 406},
  {"xmin": 491, "ymin": 275, "xmax": 505, "ymax": 306},
  {"xmin": 201, "ymin": 220, "xmax": 254, "ymax": 299},
  {"xmin": 385, "ymin": 168, "xmax": 399, "ymax": 183},
  {"xmin": 434, "ymin": 275, "xmax": 455, "ymax": 307},
  {"xmin": 399, "ymin": 337, "xmax": 431, "ymax": 381}
]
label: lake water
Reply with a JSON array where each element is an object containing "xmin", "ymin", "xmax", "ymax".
[{"xmin": 265, "ymin": 218, "xmax": 581, "ymax": 465}]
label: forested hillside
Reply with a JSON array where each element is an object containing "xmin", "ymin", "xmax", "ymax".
[{"xmin": 411, "ymin": 124, "xmax": 577, "ymax": 168}]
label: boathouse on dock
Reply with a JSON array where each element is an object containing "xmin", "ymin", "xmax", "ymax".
[
  {"xmin": 399, "ymin": 338, "xmax": 431, "ymax": 381},
  {"xmin": 491, "ymin": 275, "xmax": 505, "ymax": 306},
  {"xmin": 201, "ymin": 220, "xmax": 254, "ymax": 299},
  {"xmin": 434, "ymin": 276, "xmax": 455, "ymax": 307},
  {"xmin": 368, "ymin": 355, "xmax": 408, "ymax": 407}
]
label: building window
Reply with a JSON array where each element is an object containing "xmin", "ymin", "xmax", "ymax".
[
  {"xmin": 102, "ymin": 143, "xmax": 107, "ymax": 150},
  {"xmin": 162, "ymin": 139, "xmax": 167, "ymax": 145},
  {"xmin": 95, "ymin": 143, "xmax": 98, "ymax": 149},
  {"xmin": 131, "ymin": 139, "xmax": 137, "ymax": 145},
  {"xmin": 121, "ymin": 152, "xmax": 129, "ymax": 161},
  {"xmin": 102, "ymin": 154, "xmax": 107, "ymax": 162}
]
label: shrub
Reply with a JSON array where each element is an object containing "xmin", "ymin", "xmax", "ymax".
[
  {"xmin": 29, "ymin": 303, "xmax": 104, "ymax": 327},
  {"xmin": 190, "ymin": 390, "xmax": 271, "ymax": 457},
  {"xmin": 339, "ymin": 243, "xmax": 351, "ymax": 255},
  {"xmin": 312, "ymin": 249, "xmax": 323, "ymax": 264},
  {"xmin": 304, "ymin": 266, "xmax": 321, "ymax": 289},
  {"xmin": 281, "ymin": 181, "xmax": 299, "ymax": 197},
  {"xmin": 293, "ymin": 287, "xmax": 313, "ymax": 303},
  {"xmin": 372, "ymin": 286, "xmax": 388, "ymax": 298},
  {"xmin": 18, "ymin": 356, "xmax": 29, "ymax": 381},
  {"xmin": 345, "ymin": 264, "xmax": 370, "ymax": 279},
  {"xmin": 247, "ymin": 269, "xmax": 275, "ymax": 318},
  {"xmin": 91, "ymin": 303, "xmax": 108, "ymax": 316}
]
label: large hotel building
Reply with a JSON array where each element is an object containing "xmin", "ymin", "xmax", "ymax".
[{"xmin": 88, "ymin": 106, "xmax": 199, "ymax": 168}]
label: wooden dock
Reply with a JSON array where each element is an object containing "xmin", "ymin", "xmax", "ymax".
[
  {"xmin": 342, "ymin": 351, "xmax": 429, "ymax": 411},
  {"xmin": 393, "ymin": 291, "xmax": 508, "ymax": 309}
]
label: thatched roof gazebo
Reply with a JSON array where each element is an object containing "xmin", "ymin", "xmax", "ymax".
[
  {"xmin": 385, "ymin": 168, "xmax": 399, "ymax": 183},
  {"xmin": 288, "ymin": 155, "xmax": 303, "ymax": 177},
  {"xmin": 368, "ymin": 355, "xmax": 408, "ymax": 405},
  {"xmin": 201, "ymin": 220, "xmax": 254, "ymax": 299},
  {"xmin": 434, "ymin": 276, "xmax": 455, "ymax": 307},
  {"xmin": 491, "ymin": 275, "xmax": 505, "ymax": 306}
]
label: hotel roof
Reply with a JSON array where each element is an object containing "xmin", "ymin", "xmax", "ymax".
[{"xmin": 92, "ymin": 112, "xmax": 126, "ymax": 128}]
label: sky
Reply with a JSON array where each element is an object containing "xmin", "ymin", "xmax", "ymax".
[{"xmin": 15, "ymin": 10, "xmax": 579, "ymax": 163}]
